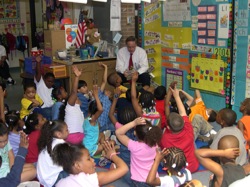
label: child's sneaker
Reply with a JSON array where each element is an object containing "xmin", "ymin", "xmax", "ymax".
[
  {"xmin": 6, "ymin": 78, "xmax": 16, "ymax": 85},
  {"xmin": 98, "ymin": 156, "xmax": 111, "ymax": 167}
]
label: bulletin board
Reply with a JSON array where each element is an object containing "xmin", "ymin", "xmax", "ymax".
[
  {"xmin": 166, "ymin": 68, "xmax": 183, "ymax": 90},
  {"xmin": 189, "ymin": 0, "xmax": 233, "ymax": 107},
  {"xmin": 140, "ymin": 0, "xmax": 233, "ymax": 109},
  {"xmin": 142, "ymin": 1, "xmax": 163, "ymax": 85}
]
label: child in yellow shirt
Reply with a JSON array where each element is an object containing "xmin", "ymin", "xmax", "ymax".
[{"xmin": 20, "ymin": 82, "xmax": 43, "ymax": 119}]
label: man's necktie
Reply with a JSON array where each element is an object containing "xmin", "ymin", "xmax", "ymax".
[{"xmin": 129, "ymin": 53, "xmax": 133, "ymax": 70}]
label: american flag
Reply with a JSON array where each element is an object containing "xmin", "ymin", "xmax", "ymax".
[{"xmin": 75, "ymin": 20, "xmax": 88, "ymax": 48}]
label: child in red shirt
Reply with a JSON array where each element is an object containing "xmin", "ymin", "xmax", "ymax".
[{"xmin": 160, "ymin": 86, "xmax": 199, "ymax": 173}]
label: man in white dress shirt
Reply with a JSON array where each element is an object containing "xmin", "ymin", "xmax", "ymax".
[{"xmin": 116, "ymin": 36, "xmax": 150, "ymax": 87}]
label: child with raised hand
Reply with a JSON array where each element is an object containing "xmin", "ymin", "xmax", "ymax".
[
  {"xmin": 0, "ymin": 123, "xmax": 36, "ymax": 182},
  {"xmin": 196, "ymin": 135, "xmax": 250, "ymax": 187},
  {"xmin": 83, "ymin": 84, "xmax": 105, "ymax": 156},
  {"xmin": 0, "ymin": 131, "xmax": 36, "ymax": 186},
  {"xmin": 64, "ymin": 65, "xmax": 85, "ymax": 144},
  {"xmin": 34, "ymin": 55, "xmax": 55, "ymax": 120},
  {"xmin": 20, "ymin": 82, "xmax": 44, "ymax": 120},
  {"xmin": 109, "ymin": 87, "xmax": 137, "ymax": 186},
  {"xmin": 238, "ymin": 98, "xmax": 250, "ymax": 150},
  {"xmin": 147, "ymin": 147, "xmax": 192, "ymax": 187},
  {"xmin": 154, "ymin": 85, "xmax": 167, "ymax": 129},
  {"xmin": 51, "ymin": 86, "xmax": 68, "ymax": 120},
  {"xmin": 161, "ymin": 86, "xmax": 199, "ymax": 173},
  {"xmin": 52, "ymin": 141, "xmax": 128, "ymax": 187},
  {"xmin": 77, "ymin": 79, "xmax": 91, "ymax": 117},
  {"xmin": 131, "ymin": 72, "xmax": 161, "ymax": 127},
  {"xmin": 210, "ymin": 108, "xmax": 247, "ymax": 165},
  {"xmin": 23, "ymin": 112, "xmax": 46, "ymax": 164},
  {"xmin": 37, "ymin": 120, "xmax": 69, "ymax": 187},
  {"xmin": 6, "ymin": 110, "xmax": 24, "ymax": 156},
  {"xmin": 97, "ymin": 62, "xmax": 114, "ymax": 132},
  {"xmin": 116, "ymin": 116, "xmax": 162, "ymax": 186}
]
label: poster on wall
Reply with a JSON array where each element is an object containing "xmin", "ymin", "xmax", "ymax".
[
  {"xmin": 163, "ymin": 0, "xmax": 191, "ymax": 22},
  {"xmin": 197, "ymin": 5, "xmax": 217, "ymax": 45},
  {"xmin": 218, "ymin": 4, "xmax": 230, "ymax": 39},
  {"xmin": 0, "ymin": 0, "xmax": 19, "ymax": 23},
  {"xmin": 191, "ymin": 57, "xmax": 224, "ymax": 94},
  {"xmin": 166, "ymin": 68, "xmax": 183, "ymax": 89},
  {"xmin": 64, "ymin": 24, "xmax": 77, "ymax": 49}
]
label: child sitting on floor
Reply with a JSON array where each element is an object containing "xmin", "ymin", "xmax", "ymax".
[
  {"xmin": 82, "ymin": 85, "xmax": 105, "ymax": 156},
  {"xmin": 107, "ymin": 72, "xmax": 127, "ymax": 98},
  {"xmin": 196, "ymin": 135, "xmax": 250, "ymax": 187},
  {"xmin": 109, "ymin": 87, "xmax": 137, "ymax": 186},
  {"xmin": 147, "ymin": 147, "xmax": 192, "ymax": 187},
  {"xmin": 210, "ymin": 108, "xmax": 247, "ymax": 165},
  {"xmin": 20, "ymin": 82, "xmax": 43, "ymax": 120},
  {"xmin": 5, "ymin": 110, "xmax": 24, "ymax": 156},
  {"xmin": 34, "ymin": 55, "xmax": 55, "ymax": 120},
  {"xmin": 161, "ymin": 86, "xmax": 199, "ymax": 173},
  {"xmin": 131, "ymin": 72, "xmax": 161, "ymax": 127},
  {"xmin": 63, "ymin": 65, "xmax": 85, "ymax": 144},
  {"xmin": 0, "ymin": 122, "xmax": 36, "ymax": 182},
  {"xmin": 23, "ymin": 112, "xmax": 46, "ymax": 164},
  {"xmin": 238, "ymin": 98, "xmax": 250, "ymax": 150},
  {"xmin": 37, "ymin": 120, "xmax": 69, "ymax": 187},
  {"xmin": 52, "ymin": 141, "xmax": 128, "ymax": 187},
  {"xmin": 116, "ymin": 117, "xmax": 162, "ymax": 186},
  {"xmin": 77, "ymin": 80, "xmax": 91, "ymax": 118}
]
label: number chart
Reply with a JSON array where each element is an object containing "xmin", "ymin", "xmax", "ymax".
[{"xmin": 166, "ymin": 68, "xmax": 183, "ymax": 90}]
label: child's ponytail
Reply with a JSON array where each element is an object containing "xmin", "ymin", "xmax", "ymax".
[
  {"xmin": 135, "ymin": 120, "xmax": 162, "ymax": 147},
  {"xmin": 23, "ymin": 113, "xmax": 39, "ymax": 134},
  {"xmin": 38, "ymin": 120, "xmax": 66, "ymax": 156}
]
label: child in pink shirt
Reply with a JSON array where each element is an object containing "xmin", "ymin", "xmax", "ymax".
[{"xmin": 116, "ymin": 117, "xmax": 162, "ymax": 186}]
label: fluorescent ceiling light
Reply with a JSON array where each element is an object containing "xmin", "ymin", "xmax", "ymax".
[
  {"xmin": 121, "ymin": 0, "xmax": 141, "ymax": 3},
  {"xmin": 92, "ymin": 0, "xmax": 107, "ymax": 2},
  {"xmin": 141, "ymin": 0, "xmax": 151, "ymax": 2},
  {"xmin": 59, "ymin": 0, "xmax": 88, "ymax": 4}
]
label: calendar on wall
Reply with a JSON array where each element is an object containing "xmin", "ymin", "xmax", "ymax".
[{"xmin": 166, "ymin": 68, "xmax": 183, "ymax": 90}]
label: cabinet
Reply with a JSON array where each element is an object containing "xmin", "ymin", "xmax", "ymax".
[
  {"xmin": 66, "ymin": 58, "xmax": 116, "ymax": 92},
  {"xmin": 44, "ymin": 30, "xmax": 66, "ymax": 58}
]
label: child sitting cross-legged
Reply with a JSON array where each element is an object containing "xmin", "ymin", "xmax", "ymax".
[
  {"xmin": 146, "ymin": 147, "xmax": 192, "ymax": 187},
  {"xmin": 195, "ymin": 135, "xmax": 250, "ymax": 187}
]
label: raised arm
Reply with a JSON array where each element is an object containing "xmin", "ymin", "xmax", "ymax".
[
  {"xmin": 116, "ymin": 117, "xmax": 146, "ymax": 147},
  {"xmin": 164, "ymin": 87, "xmax": 172, "ymax": 118},
  {"xmin": 67, "ymin": 65, "xmax": 81, "ymax": 106},
  {"xmin": 195, "ymin": 148, "xmax": 240, "ymax": 183},
  {"xmin": 100, "ymin": 62, "xmax": 108, "ymax": 92},
  {"xmin": 90, "ymin": 85, "xmax": 103, "ymax": 122},
  {"xmin": 180, "ymin": 90, "xmax": 194, "ymax": 107},
  {"xmin": 109, "ymin": 88, "xmax": 121, "ymax": 125},
  {"xmin": 35, "ymin": 55, "xmax": 42, "ymax": 82},
  {"xmin": 146, "ymin": 148, "xmax": 169, "ymax": 186},
  {"xmin": 131, "ymin": 72, "xmax": 142, "ymax": 116},
  {"xmin": 97, "ymin": 141, "xmax": 128, "ymax": 186},
  {"xmin": 170, "ymin": 86, "xmax": 186, "ymax": 116},
  {"xmin": 195, "ymin": 89, "xmax": 201, "ymax": 99}
]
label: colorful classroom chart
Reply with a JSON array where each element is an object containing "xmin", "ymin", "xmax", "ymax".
[
  {"xmin": 166, "ymin": 68, "xmax": 183, "ymax": 90},
  {"xmin": 191, "ymin": 57, "xmax": 225, "ymax": 94}
]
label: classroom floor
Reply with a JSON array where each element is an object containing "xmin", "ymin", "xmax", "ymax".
[{"xmin": 5, "ymin": 67, "xmax": 212, "ymax": 186}]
